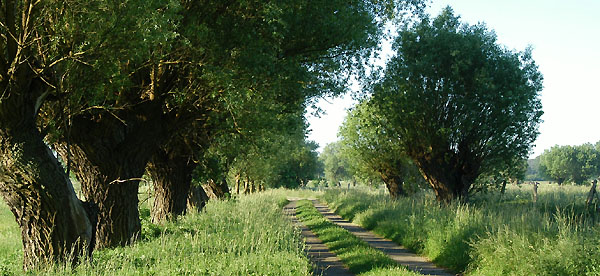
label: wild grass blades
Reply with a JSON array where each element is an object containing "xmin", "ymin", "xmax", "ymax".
[
  {"xmin": 0, "ymin": 200, "xmax": 21, "ymax": 275},
  {"xmin": 321, "ymin": 184, "xmax": 600, "ymax": 275},
  {"xmin": 294, "ymin": 199, "xmax": 419, "ymax": 276},
  {"xmin": 0, "ymin": 191, "xmax": 311, "ymax": 275}
]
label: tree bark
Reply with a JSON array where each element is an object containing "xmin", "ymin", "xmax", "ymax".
[
  {"xmin": 243, "ymin": 176, "xmax": 249, "ymax": 194},
  {"xmin": 0, "ymin": 34, "xmax": 93, "ymax": 267},
  {"xmin": 203, "ymin": 178, "xmax": 230, "ymax": 199},
  {"xmin": 60, "ymin": 144, "xmax": 143, "ymax": 249},
  {"xmin": 234, "ymin": 173, "xmax": 241, "ymax": 194},
  {"xmin": 379, "ymin": 172, "xmax": 407, "ymax": 199},
  {"xmin": 147, "ymin": 147, "xmax": 197, "ymax": 223},
  {"xmin": 55, "ymin": 101, "xmax": 171, "ymax": 248},
  {"xmin": 0, "ymin": 118, "xmax": 93, "ymax": 270},
  {"xmin": 415, "ymin": 156, "xmax": 479, "ymax": 204},
  {"xmin": 249, "ymin": 180, "xmax": 255, "ymax": 193},
  {"xmin": 187, "ymin": 184, "xmax": 209, "ymax": 211}
]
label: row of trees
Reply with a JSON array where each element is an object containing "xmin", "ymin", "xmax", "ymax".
[
  {"xmin": 331, "ymin": 8, "xmax": 543, "ymax": 203},
  {"xmin": 538, "ymin": 143, "xmax": 600, "ymax": 185},
  {"xmin": 0, "ymin": 0, "xmax": 425, "ymax": 269}
]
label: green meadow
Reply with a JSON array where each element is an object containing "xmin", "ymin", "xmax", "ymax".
[
  {"xmin": 321, "ymin": 184, "xmax": 600, "ymax": 275},
  {"xmin": 0, "ymin": 190, "xmax": 311, "ymax": 275}
]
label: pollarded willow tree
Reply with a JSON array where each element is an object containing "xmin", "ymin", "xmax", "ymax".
[
  {"xmin": 0, "ymin": 0, "xmax": 159, "ymax": 269},
  {"xmin": 46, "ymin": 1, "xmax": 185, "ymax": 248},
  {"xmin": 143, "ymin": 0, "xmax": 427, "ymax": 222},
  {"xmin": 372, "ymin": 7, "xmax": 543, "ymax": 203},
  {"xmin": 339, "ymin": 99, "xmax": 425, "ymax": 198},
  {"xmin": 48, "ymin": 0, "xmax": 427, "ymax": 241}
]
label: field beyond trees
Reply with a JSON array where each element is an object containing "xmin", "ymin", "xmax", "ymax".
[{"xmin": 321, "ymin": 184, "xmax": 600, "ymax": 275}]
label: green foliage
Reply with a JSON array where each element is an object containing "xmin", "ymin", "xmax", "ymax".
[
  {"xmin": 319, "ymin": 142, "xmax": 352, "ymax": 187},
  {"xmin": 339, "ymin": 98, "xmax": 426, "ymax": 193},
  {"xmin": 294, "ymin": 200, "xmax": 418, "ymax": 275},
  {"xmin": 525, "ymin": 155, "xmax": 547, "ymax": 181},
  {"xmin": 0, "ymin": 192, "xmax": 311, "ymax": 275},
  {"xmin": 184, "ymin": 0, "xmax": 427, "ymax": 192},
  {"xmin": 539, "ymin": 144, "xmax": 600, "ymax": 185},
  {"xmin": 370, "ymin": 7, "xmax": 543, "ymax": 201},
  {"xmin": 321, "ymin": 184, "xmax": 600, "ymax": 274}
]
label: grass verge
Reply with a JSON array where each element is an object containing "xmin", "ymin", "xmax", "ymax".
[
  {"xmin": 1, "ymin": 191, "xmax": 311, "ymax": 275},
  {"xmin": 321, "ymin": 185, "xmax": 600, "ymax": 275},
  {"xmin": 294, "ymin": 199, "xmax": 419, "ymax": 276}
]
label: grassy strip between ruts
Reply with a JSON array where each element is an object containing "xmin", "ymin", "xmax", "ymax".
[{"xmin": 294, "ymin": 199, "xmax": 419, "ymax": 276}]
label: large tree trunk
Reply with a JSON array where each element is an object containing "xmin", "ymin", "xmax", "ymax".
[
  {"xmin": 203, "ymin": 178, "xmax": 230, "ymax": 199},
  {"xmin": 56, "ymin": 102, "xmax": 171, "ymax": 248},
  {"xmin": 0, "ymin": 112, "xmax": 93, "ymax": 269},
  {"xmin": 62, "ymin": 144, "xmax": 144, "ymax": 248},
  {"xmin": 187, "ymin": 184, "xmax": 209, "ymax": 211},
  {"xmin": 0, "ymin": 34, "xmax": 93, "ymax": 267},
  {"xmin": 379, "ymin": 172, "xmax": 406, "ymax": 199},
  {"xmin": 415, "ymin": 156, "xmax": 479, "ymax": 204},
  {"xmin": 147, "ymin": 148, "xmax": 197, "ymax": 223}
]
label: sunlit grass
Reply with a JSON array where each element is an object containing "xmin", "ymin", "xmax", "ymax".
[
  {"xmin": 295, "ymin": 199, "xmax": 419, "ymax": 276},
  {"xmin": 0, "ymin": 191, "xmax": 311, "ymax": 275},
  {"xmin": 321, "ymin": 184, "xmax": 600, "ymax": 275},
  {"xmin": 0, "ymin": 200, "xmax": 21, "ymax": 275}
]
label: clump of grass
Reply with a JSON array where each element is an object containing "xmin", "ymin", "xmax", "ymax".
[
  {"xmin": 0, "ymin": 200, "xmax": 21, "ymax": 275},
  {"xmin": 294, "ymin": 199, "xmax": 419, "ymax": 276},
  {"xmin": 321, "ymin": 184, "xmax": 600, "ymax": 275},
  {"xmin": 0, "ymin": 191, "xmax": 311, "ymax": 275}
]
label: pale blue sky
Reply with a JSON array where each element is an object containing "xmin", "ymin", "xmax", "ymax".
[{"xmin": 306, "ymin": 0, "xmax": 600, "ymax": 158}]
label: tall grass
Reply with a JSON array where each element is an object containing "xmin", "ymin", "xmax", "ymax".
[
  {"xmin": 0, "ymin": 191, "xmax": 311, "ymax": 275},
  {"xmin": 321, "ymin": 184, "xmax": 600, "ymax": 275},
  {"xmin": 0, "ymin": 200, "xmax": 21, "ymax": 275}
]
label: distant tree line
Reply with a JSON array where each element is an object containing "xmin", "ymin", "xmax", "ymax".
[{"xmin": 535, "ymin": 143, "xmax": 600, "ymax": 185}]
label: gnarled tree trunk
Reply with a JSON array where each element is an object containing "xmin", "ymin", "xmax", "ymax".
[
  {"xmin": 0, "ymin": 105, "xmax": 93, "ymax": 269},
  {"xmin": 60, "ymin": 144, "xmax": 144, "ymax": 249},
  {"xmin": 147, "ymin": 148, "xmax": 197, "ymax": 223},
  {"xmin": 379, "ymin": 172, "xmax": 407, "ymax": 199},
  {"xmin": 187, "ymin": 184, "xmax": 209, "ymax": 211},
  {"xmin": 56, "ymin": 102, "xmax": 171, "ymax": 248},
  {"xmin": 415, "ymin": 157, "xmax": 479, "ymax": 203},
  {"xmin": 203, "ymin": 178, "xmax": 230, "ymax": 199}
]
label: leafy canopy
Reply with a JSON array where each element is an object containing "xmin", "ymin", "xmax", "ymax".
[
  {"xmin": 539, "ymin": 144, "xmax": 600, "ymax": 185},
  {"xmin": 371, "ymin": 7, "xmax": 543, "ymax": 201}
]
